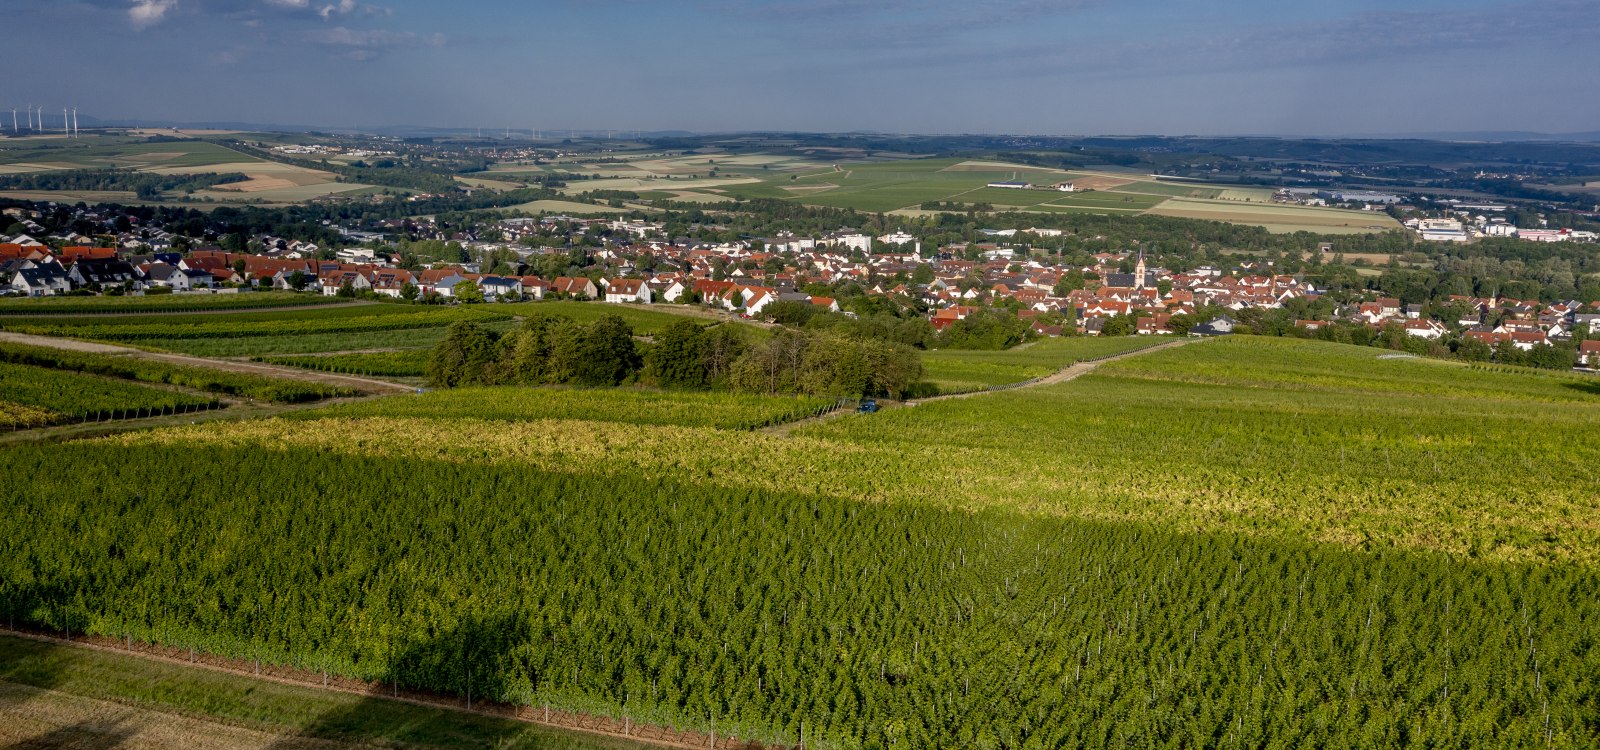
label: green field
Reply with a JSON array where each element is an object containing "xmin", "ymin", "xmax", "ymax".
[
  {"xmin": 4, "ymin": 336, "xmax": 1598, "ymax": 747},
  {"xmin": 920, "ymin": 336, "xmax": 1163, "ymax": 391},
  {"xmin": 0, "ymin": 138, "xmax": 254, "ymax": 170},
  {"xmin": 0, "ymin": 134, "xmax": 354, "ymax": 204},
  {"xmin": 601, "ymin": 156, "xmax": 1392, "ymax": 232}
]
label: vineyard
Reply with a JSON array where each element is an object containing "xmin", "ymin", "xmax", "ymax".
[
  {"xmin": 0, "ymin": 305, "xmax": 511, "ymax": 341},
  {"xmin": 3, "ymin": 443, "xmax": 1596, "ymax": 748},
  {"xmin": 259, "ymin": 349, "xmax": 432, "ymax": 378},
  {"xmin": 0, "ymin": 291, "xmax": 339, "ymax": 315},
  {"xmin": 0, "ymin": 361, "xmax": 216, "ymax": 428},
  {"xmin": 2, "ymin": 335, "xmax": 1597, "ymax": 747},
  {"xmin": 0, "ymin": 341, "xmax": 355, "ymax": 403},
  {"xmin": 299, "ymin": 387, "xmax": 837, "ymax": 430}
]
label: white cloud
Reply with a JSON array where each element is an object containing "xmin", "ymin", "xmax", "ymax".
[
  {"xmin": 318, "ymin": 0, "xmax": 356, "ymax": 20},
  {"xmin": 129, "ymin": 0, "xmax": 178, "ymax": 28}
]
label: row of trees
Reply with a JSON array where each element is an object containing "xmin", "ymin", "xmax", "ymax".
[{"xmin": 428, "ymin": 315, "xmax": 924, "ymax": 398}]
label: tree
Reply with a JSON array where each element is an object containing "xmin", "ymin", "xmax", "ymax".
[
  {"xmin": 400, "ymin": 281, "xmax": 420, "ymax": 301},
  {"xmin": 1051, "ymin": 272, "xmax": 1086, "ymax": 297},
  {"xmin": 1100, "ymin": 315, "xmax": 1134, "ymax": 337},
  {"xmin": 1455, "ymin": 336, "xmax": 1492, "ymax": 362},
  {"xmin": 286, "ymin": 270, "xmax": 308, "ymax": 291},
  {"xmin": 647, "ymin": 320, "xmax": 710, "ymax": 389},
  {"xmin": 453, "ymin": 279, "xmax": 485, "ymax": 304},
  {"xmin": 427, "ymin": 321, "xmax": 501, "ymax": 387},
  {"xmin": 570, "ymin": 314, "xmax": 640, "ymax": 386}
]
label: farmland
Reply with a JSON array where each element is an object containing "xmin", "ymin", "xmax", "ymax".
[
  {"xmin": 258, "ymin": 349, "xmax": 432, "ymax": 378},
  {"xmin": 0, "ymin": 304, "xmax": 512, "ymax": 341},
  {"xmin": 3, "ymin": 336, "xmax": 1598, "ymax": 748},
  {"xmin": 0, "ymin": 361, "xmax": 215, "ymax": 426},
  {"xmin": 0, "ymin": 134, "xmax": 364, "ymax": 204},
  {"xmin": 518, "ymin": 151, "xmax": 1391, "ymax": 233},
  {"xmin": 0, "ymin": 291, "xmax": 340, "ymax": 316},
  {"xmin": 1147, "ymin": 197, "xmax": 1404, "ymax": 234},
  {"xmin": 0, "ymin": 341, "xmax": 356, "ymax": 403},
  {"xmin": 301, "ymin": 387, "xmax": 835, "ymax": 429}
]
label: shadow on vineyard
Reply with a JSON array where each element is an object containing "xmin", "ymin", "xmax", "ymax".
[
  {"xmin": 0, "ymin": 581, "xmax": 141, "ymax": 750},
  {"xmin": 1561, "ymin": 379, "xmax": 1600, "ymax": 396}
]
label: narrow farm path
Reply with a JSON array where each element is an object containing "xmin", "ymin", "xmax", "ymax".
[
  {"xmin": 914, "ymin": 337, "xmax": 1194, "ymax": 403},
  {"xmin": 0, "ymin": 331, "xmax": 413, "ymax": 394},
  {"xmin": 764, "ymin": 337, "xmax": 1194, "ymax": 435}
]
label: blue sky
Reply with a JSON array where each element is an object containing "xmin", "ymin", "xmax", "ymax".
[{"xmin": 4, "ymin": 0, "xmax": 1598, "ymax": 136}]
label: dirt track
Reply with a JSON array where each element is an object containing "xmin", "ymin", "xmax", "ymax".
[
  {"xmin": 764, "ymin": 337, "xmax": 1194, "ymax": 434},
  {"xmin": 912, "ymin": 337, "xmax": 1193, "ymax": 403},
  {"xmin": 0, "ymin": 331, "xmax": 413, "ymax": 394}
]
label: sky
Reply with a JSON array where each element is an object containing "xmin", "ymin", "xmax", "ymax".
[{"xmin": 4, "ymin": 0, "xmax": 1599, "ymax": 137}]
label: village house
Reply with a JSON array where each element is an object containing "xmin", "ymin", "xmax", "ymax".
[{"xmin": 603, "ymin": 278, "xmax": 653, "ymax": 304}]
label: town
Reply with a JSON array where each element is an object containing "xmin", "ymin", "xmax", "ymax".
[{"xmin": 5, "ymin": 203, "xmax": 1598, "ymax": 370}]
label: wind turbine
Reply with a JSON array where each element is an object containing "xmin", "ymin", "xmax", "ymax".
[
  {"xmin": 72, "ymin": 108, "xmax": 79, "ymax": 138},
  {"xmin": 10, "ymin": 109, "xmax": 15, "ymax": 134},
  {"xmin": 25, "ymin": 104, "xmax": 33, "ymax": 132},
  {"xmin": 63, "ymin": 108, "xmax": 69, "ymax": 137}
]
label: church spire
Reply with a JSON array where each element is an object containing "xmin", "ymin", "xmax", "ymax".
[{"xmin": 1134, "ymin": 249, "xmax": 1147, "ymax": 290}]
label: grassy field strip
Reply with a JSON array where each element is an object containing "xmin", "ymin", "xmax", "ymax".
[{"xmin": 0, "ymin": 633, "xmax": 657, "ymax": 750}]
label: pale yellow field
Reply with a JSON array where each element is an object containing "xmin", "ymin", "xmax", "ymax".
[
  {"xmin": 147, "ymin": 162, "xmax": 335, "ymax": 185},
  {"xmin": 555, "ymin": 175, "xmax": 759, "ymax": 195},
  {"xmin": 503, "ymin": 199, "xmax": 633, "ymax": 214},
  {"xmin": 1147, "ymin": 197, "xmax": 1403, "ymax": 234},
  {"xmin": 941, "ymin": 160, "xmax": 1072, "ymax": 174},
  {"xmin": 651, "ymin": 191, "xmax": 731, "ymax": 203},
  {"xmin": 1218, "ymin": 188, "xmax": 1277, "ymax": 201},
  {"xmin": 193, "ymin": 182, "xmax": 374, "ymax": 202}
]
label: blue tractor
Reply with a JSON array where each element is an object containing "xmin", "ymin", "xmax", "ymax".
[{"xmin": 856, "ymin": 399, "xmax": 879, "ymax": 414}]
